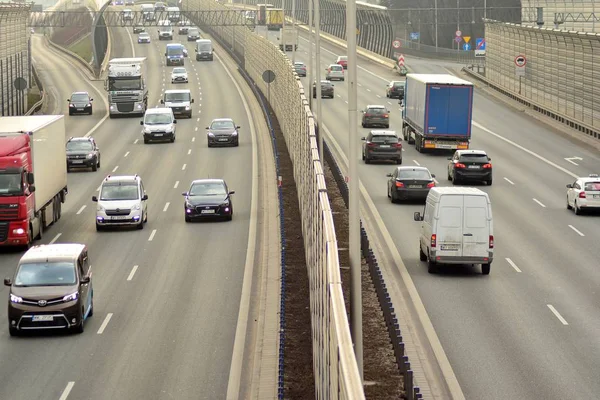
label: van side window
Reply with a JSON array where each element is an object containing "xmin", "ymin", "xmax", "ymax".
[
  {"xmin": 465, "ymin": 207, "xmax": 487, "ymax": 228},
  {"xmin": 439, "ymin": 207, "xmax": 461, "ymax": 227}
]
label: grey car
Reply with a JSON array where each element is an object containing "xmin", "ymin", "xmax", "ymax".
[
  {"xmin": 361, "ymin": 130, "xmax": 402, "ymax": 164},
  {"xmin": 361, "ymin": 105, "xmax": 389, "ymax": 128},
  {"xmin": 133, "ymin": 26, "xmax": 145, "ymax": 34},
  {"xmin": 68, "ymin": 91, "xmax": 93, "ymax": 115},
  {"xmin": 206, "ymin": 118, "xmax": 240, "ymax": 147},
  {"xmin": 66, "ymin": 136, "xmax": 101, "ymax": 172},
  {"xmin": 312, "ymin": 80, "xmax": 334, "ymax": 98},
  {"xmin": 294, "ymin": 62, "xmax": 307, "ymax": 76}
]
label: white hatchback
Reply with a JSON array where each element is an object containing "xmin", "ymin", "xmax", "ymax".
[
  {"xmin": 92, "ymin": 175, "xmax": 148, "ymax": 230},
  {"xmin": 325, "ymin": 64, "xmax": 344, "ymax": 81},
  {"xmin": 171, "ymin": 67, "xmax": 188, "ymax": 83},
  {"xmin": 566, "ymin": 174, "xmax": 600, "ymax": 214}
]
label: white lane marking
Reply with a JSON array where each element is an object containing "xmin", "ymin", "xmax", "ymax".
[
  {"xmin": 127, "ymin": 265, "xmax": 139, "ymax": 281},
  {"xmin": 182, "ymin": 164, "xmax": 187, "ymax": 170},
  {"xmin": 112, "ymin": 166, "xmax": 119, "ymax": 173},
  {"xmin": 134, "ymin": 139, "xmax": 139, "ymax": 144},
  {"xmin": 505, "ymin": 258, "xmax": 522, "ymax": 273},
  {"xmin": 376, "ymin": 94, "xmax": 381, "ymax": 98},
  {"xmin": 532, "ymin": 198, "xmax": 546, "ymax": 208},
  {"xmin": 387, "ymin": 101, "xmax": 392, "ymax": 105},
  {"xmin": 366, "ymin": 88, "xmax": 371, "ymax": 92},
  {"xmin": 344, "ymin": 100, "xmax": 348, "ymax": 104},
  {"xmin": 564, "ymin": 156, "xmax": 582, "ymax": 166},
  {"xmin": 337, "ymin": 94, "xmax": 341, "ymax": 98},
  {"xmin": 547, "ymin": 304, "xmax": 569, "ymax": 325},
  {"xmin": 59, "ymin": 382, "xmax": 75, "ymax": 400},
  {"xmin": 194, "ymin": 127, "xmax": 198, "ymax": 131},
  {"xmin": 148, "ymin": 229, "xmax": 157, "ymax": 241},
  {"xmin": 97, "ymin": 313, "xmax": 113, "ymax": 334},
  {"xmin": 503, "ymin": 177, "xmax": 515, "ymax": 185},
  {"xmin": 568, "ymin": 225, "xmax": 585, "ymax": 236},
  {"xmin": 124, "ymin": 151, "xmax": 130, "ymax": 157},
  {"xmin": 76, "ymin": 205, "xmax": 86, "ymax": 215},
  {"xmin": 192, "ymin": 137, "xmax": 196, "ymax": 142},
  {"xmin": 473, "ymin": 122, "xmax": 578, "ymax": 179},
  {"xmin": 413, "ymin": 160, "xmax": 420, "ymax": 166},
  {"xmin": 187, "ymin": 149, "xmax": 191, "ymax": 155},
  {"xmin": 163, "ymin": 202, "xmax": 170, "ymax": 212},
  {"xmin": 96, "ymin": 185, "xmax": 101, "ymax": 191},
  {"xmin": 357, "ymin": 83, "xmax": 362, "ymax": 86},
  {"xmin": 197, "ymin": 117, "xmax": 200, "ymax": 122},
  {"xmin": 49, "ymin": 233, "xmax": 61, "ymax": 244}
]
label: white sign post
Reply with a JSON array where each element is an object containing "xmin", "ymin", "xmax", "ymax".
[{"xmin": 514, "ymin": 55, "xmax": 527, "ymax": 94}]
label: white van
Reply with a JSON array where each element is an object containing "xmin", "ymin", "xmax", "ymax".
[{"xmin": 413, "ymin": 187, "xmax": 493, "ymax": 275}]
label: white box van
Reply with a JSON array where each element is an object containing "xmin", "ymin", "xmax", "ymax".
[{"xmin": 414, "ymin": 187, "xmax": 493, "ymax": 274}]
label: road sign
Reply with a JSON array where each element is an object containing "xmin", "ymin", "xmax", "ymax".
[
  {"xmin": 455, "ymin": 30, "xmax": 462, "ymax": 37},
  {"xmin": 410, "ymin": 32, "xmax": 420, "ymax": 40},
  {"xmin": 463, "ymin": 36, "xmax": 471, "ymax": 43},
  {"xmin": 463, "ymin": 43, "xmax": 471, "ymax": 51},
  {"xmin": 398, "ymin": 54, "xmax": 405, "ymax": 66},
  {"xmin": 514, "ymin": 54, "xmax": 527, "ymax": 67},
  {"xmin": 392, "ymin": 40, "xmax": 401, "ymax": 49},
  {"xmin": 262, "ymin": 70, "xmax": 276, "ymax": 83},
  {"xmin": 454, "ymin": 36, "xmax": 462, "ymax": 44},
  {"xmin": 475, "ymin": 38, "xmax": 486, "ymax": 57}
]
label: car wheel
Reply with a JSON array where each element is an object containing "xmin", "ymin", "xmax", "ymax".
[
  {"xmin": 487, "ymin": 179, "xmax": 493, "ymax": 186},
  {"xmin": 385, "ymin": 124, "xmax": 390, "ymax": 129},
  {"xmin": 88, "ymin": 295, "xmax": 94, "ymax": 317},
  {"xmin": 225, "ymin": 215, "xmax": 233, "ymax": 221},
  {"xmin": 387, "ymin": 186, "xmax": 391, "ymax": 198},
  {"xmin": 170, "ymin": 136, "xmax": 175, "ymax": 143},
  {"xmin": 97, "ymin": 158, "xmax": 101, "ymax": 168},
  {"xmin": 185, "ymin": 215, "xmax": 191, "ymax": 222},
  {"xmin": 137, "ymin": 216, "xmax": 145, "ymax": 229},
  {"xmin": 72, "ymin": 309, "xmax": 84, "ymax": 333},
  {"xmin": 69, "ymin": 110, "xmax": 73, "ymax": 116},
  {"xmin": 9, "ymin": 326, "xmax": 19, "ymax": 336},
  {"xmin": 391, "ymin": 191, "xmax": 398, "ymax": 204},
  {"xmin": 207, "ymin": 142, "xmax": 212, "ymax": 148},
  {"xmin": 364, "ymin": 157, "xmax": 370, "ymax": 164},
  {"xmin": 419, "ymin": 245, "xmax": 427, "ymax": 261},
  {"xmin": 482, "ymin": 263, "xmax": 491, "ymax": 275},
  {"xmin": 144, "ymin": 138, "xmax": 149, "ymax": 144},
  {"xmin": 566, "ymin": 197, "xmax": 572, "ymax": 210},
  {"xmin": 574, "ymin": 201, "xmax": 582, "ymax": 215},
  {"xmin": 447, "ymin": 171, "xmax": 452, "ymax": 181},
  {"xmin": 95, "ymin": 223, "xmax": 103, "ymax": 231},
  {"xmin": 92, "ymin": 160, "xmax": 98, "ymax": 171},
  {"xmin": 396, "ymin": 158, "xmax": 402, "ymax": 165},
  {"xmin": 361, "ymin": 122, "xmax": 366, "ymax": 128},
  {"xmin": 427, "ymin": 256, "xmax": 437, "ymax": 274}
]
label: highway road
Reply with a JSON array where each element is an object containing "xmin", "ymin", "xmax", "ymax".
[
  {"xmin": 0, "ymin": 11, "xmax": 257, "ymax": 399},
  {"xmin": 273, "ymin": 29, "xmax": 600, "ymax": 399}
]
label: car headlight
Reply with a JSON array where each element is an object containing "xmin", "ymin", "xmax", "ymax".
[
  {"xmin": 133, "ymin": 203, "xmax": 141, "ymax": 210},
  {"xmin": 63, "ymin": 292, "xmax": 78, "ymax": 302},
  {"xmin": 10, "ymin": 294, "xmax": 22, "ymax": 303},
  {"xmin": 165, "ymin": 128, "xmax": 173, "ymax": 133},
  {"xmin": 185, "ymin": 105, "xmax": 190, "ymax": 110},
  {"xmin": 231, "ymin": 131, "xmax": 238, "ymax": 136},
  {"xmin": 219, "ymin": 202, "xmax": 229, "ymax": 207},
  {"xmin": 69, "ymin": 104, "xmax": 74, "ymax": 107},
  {"xmin": 87, "ymin": 103, "xmax": 91, "ymax": 107},
  {"xmin": 143, "ymin": 128, "xmax": 151, "ymax": 134},
  {"xmin": 86, "ymin": 153, "xmax": 94, "ymax": 159},
  {"xmin": 12, "ymin": 227, "xmax": 25, "ymax": 235},
  {"xmin": 185, "ymin": 201, "xmax": 194, "ymax": 209},
  {"xmin": 207, "ymin": 132, "xmax": 215, "ymax": 137}
]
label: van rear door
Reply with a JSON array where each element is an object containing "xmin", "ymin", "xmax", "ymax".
[
  {"xmin": 436, "ymin": 195, "xmax": 463, "ymax": 257},
  {"xmin": 462, "ymin": 195, "xmax": 489, "ymax": 258}
]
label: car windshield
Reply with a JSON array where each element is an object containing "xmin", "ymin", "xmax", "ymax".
[
  {"xmin": 145, "ymin": 113, "xmax": 173, "ymax": 124},
  {"xmin": 210, "ymin": 120, "xmax": 235, "ymax": 129},
  {"xmin": 190, "ymin": 182, "xmax": 227, "ymax": 196},
  {"xmin": 0, "ymin": 173, "xmax": 23, "ymax": 195},
  {"xmin": 139, "ymin": 33, "xmax": 149, "ymax": 37},
  {"xmin": 584, "ymin": 182, "xmax": 600, "ymax": 191},
  {"xmin": 338, "ymin": 56, "xmax": 347, "ymax": 61},
  {"xmin": 167, "ymin": 47, "xmax": 183, "ymax": 56},
  {"xmin": 371, "ymin": 135, "xmax": 398, "ymax": 144},
  {"xmin": 460, "ymin": 154, "xmax": 489, "ymax": 162},
  {"xmin": 15, "ymin": 262, "xmax": 77, "ymax": 287},
  {"xmin": 71, "ymin": 93, "xmax": 89, "ymax": 102},
  {"xmin": 100, "ymin": 183, "xmax": 139, "ymax": 201},
  {"xmin": 189, "ymin": 28, "xmax": 199, "ymax": 34},
  {"xmin": 367, "ymin": 108, "xmax": 386, "ymax": 114},
  {"xmin": 393, "ymin": 82, "xmax": 404, "ymax": 87},
  {"xmin": 165, "ymin": 93, "xmax": 190, "ymax": 102},
  {"xmin": 398, "ymin": 169, "xmax": 431, "ymax": 180},
  {"xmin": 172, "ymin": 68, "xmax": 186, "ymax": 74},
  {"xmin": 67, "ymin": 141, "xmax": 93, "ymax": 151},
  {"xmin": 109, "ymin": 78, "xmax": 141, "ymax": 90},
  {"xmin": 330, "ymin": 65, "xmax": 342, "ymax": 71},
  {"xmin": 198, "ymin": 43, "xmax": 211, "ymax": 51}
]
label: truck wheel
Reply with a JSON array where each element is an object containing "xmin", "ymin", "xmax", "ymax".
[
  {"xmin": 36, "ymin": 221, "xmax": 43, "ymax": 240},
  {"xmin": 419, "ymin": 245, "xmax": 427, "ymax": 261},
  {"xmin": 482, "ymin": 263, "xmax": 491, "ymax": 275}
]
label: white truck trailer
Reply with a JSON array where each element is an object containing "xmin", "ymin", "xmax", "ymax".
[{"xmin": 278, "ymin": 26, "xmax": 298, "ymax": 52}]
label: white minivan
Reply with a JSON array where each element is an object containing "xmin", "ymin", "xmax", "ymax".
[{"xmin": 414, "ymin": 187, "xmax": 493, "ymax": 275}]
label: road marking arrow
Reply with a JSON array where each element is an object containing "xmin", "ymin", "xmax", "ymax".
[{"xmin": 564, "ymin": 157, "xmax": 583, "ymax": 166}]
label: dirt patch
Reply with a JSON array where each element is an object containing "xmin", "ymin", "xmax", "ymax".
[{"xmin": 323, "ymin": 162, "xmax": 404, "ymax": 400}]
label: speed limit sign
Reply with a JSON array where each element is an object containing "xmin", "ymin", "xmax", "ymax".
[{"xmin": 392, "ymin": 40, "xmax": 401, "ymax": 49}]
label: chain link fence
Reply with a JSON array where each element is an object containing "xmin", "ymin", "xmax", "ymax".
[{"xmin": 521, "ymin": 0, "xmax": 600, "ymax": 32}]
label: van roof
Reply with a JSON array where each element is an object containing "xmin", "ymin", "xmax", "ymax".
[
  {"xmin": 145, "ymin": 107, "xmax": 173, "ymax": 114},
  {"xmin": 20, "ymin": 244, "xmax": 86, "ymax": 264},
  {"xmin": 430, "ymin": 187, "xmax": 488, "ymax": 196},
  {"xmin": 407, "ymin": 73, "xmax": 473, "ymax": 86},
  {"xmin": 164, "ymin": 89, "xmax": 191, "ymax": 94}
]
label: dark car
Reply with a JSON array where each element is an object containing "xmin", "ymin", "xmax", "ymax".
[
  {"xmin": 386, "ymin": 80, "xmax": 405, "ymax": 99},
  {"xmin": 183, "ymin": 179, "xmax": 234, "ymax": 221},
  {"xmin": 294, "ymin": 61, "xmax": 307, "ymax": 77},
  {"xmin": 68, "ymin": 91, "xmax": 93, "ymax": 115},
  {"xmin": 387, "ymin": 166, "xmax": 435, "ymax": 203},
  {"xmin": 361, "ymin": 105, "xmax": 389, "ymax": 128},
  {"xmin": 66, "ymin": 137, "xmax": 100, "ymax": 172},
  {"xmin": 4, "ymin": 244, "xmax": 93, "ymax": 336},
  {"xmin": 312, "ymin": 80, "xmax": 334, "ymax": 98},
  {"xmin": 361, "ymin": 130, "xmax": 402, "ymax": 164},
  {"xmin": 187, "ymin": 28, "xmax": 201, "ymax": 41},
  {"xmin": 206, "ymin": 118, "xmax": 240, "ymax": 147},
  {"xmin": 133, "ymin": 25, "xmax": 145, "ymax": 34},
  {"xmin": 447, "ymin": 149, "xmax": 493, "ymax": 185}
]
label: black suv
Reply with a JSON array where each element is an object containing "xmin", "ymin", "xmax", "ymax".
[
  {"xmin": 313, "ymin": 80, "xmax": 334, "ymax": 98},
  {"xmin": 68, "ymin": 91, "xmax": 93, "ymax": 115},
  {"xmin": 66, "ymin": 137, "xmax": 101, "ymax": 172},
  {"xmin": 386, "ymin": 80, "xmax": 405, "ymax": 99},
  {"xmin": 361, "ymin": 105, "xmax": 390, "ymax": 128},
  {"xmin": 447, "ymin": 149, "xmax": 493, "ymax": 185},
  {"xmin": 361, "ymin": 130, "xmax": 402, "ymax": 164}
]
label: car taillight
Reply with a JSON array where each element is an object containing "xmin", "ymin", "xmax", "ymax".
[
  {"xmin": 393, "ymin": 143, "xmax": 402, "ymax": 148},
  {"xmin": 489, "ymin": 235, "xmax": 494, "ymax": 249},
  {"xmin": 579, "ymin": 192, "xmax": 586, "ymax": 198},
  {"xmin": 395, "ymin": 181, "xmax": 404, "ymax": 188},
  {"xmin": 454, "ymin": 163, "xmax": 466, "ymax": 168},
  {"xmin": 427, "ymin": 182, "xmax": 435, "ymax": 188},
  {"xmin": 483, "ymin": 163, "xmax": 492, "ymax": 169},
  {"xmin": 431, "ymin": 234, "xmax": 436, "ymax": 248},
  {"xmin": 383, "ymin": 114, "xmax": 389, "ymax": 118},
  {"xmin": 364, "ymin": 114, "xmax": 372, "ymax": 117},
  {"xmin": 367, "ymin": 142, "xmax": 378, "ymax": 148}
]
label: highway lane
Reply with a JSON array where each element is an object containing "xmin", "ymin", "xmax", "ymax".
[
  {"xmin": 0, "ymin": 16, "xmax": 255, "ymax": 400},
  {"xmin": 276, "ymin": 30, "xmax": 600, "ymax": 399}
]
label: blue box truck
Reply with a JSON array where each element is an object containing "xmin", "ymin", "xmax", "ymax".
[{"xmin": 402, "ymin": 74, "xmax": 474, "ymax": 153}]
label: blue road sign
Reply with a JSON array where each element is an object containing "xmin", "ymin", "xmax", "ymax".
[
  {"xmin": 463, "ymin": 43, "xmax": 471, "ymax": 51},
  {"xmin": 410, "ymin": 32, "xmax": 420, "ymax": 40},
  {"xmin": 476, "ymin": 38, "xmax": 486, "ymax": 50}
]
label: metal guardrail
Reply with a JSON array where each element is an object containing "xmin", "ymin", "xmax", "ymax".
[{"xmin": 181, "ymin": 0, "xmax": 365, "ymax": 397}]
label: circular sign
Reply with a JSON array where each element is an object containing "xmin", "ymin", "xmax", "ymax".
[
  {"xmin": 514, "ymin": 55, "xmax": 527, "ymax": 67},
  {"xmin": 262, "ymin": 70, "xmax": 276, "ymax": 84},
  {"xmin": 13, "ymin": 77, "xmax": 27, "ymax": 91},
  {"xmin": 392, "ymin": 40, "xmax": 401, "ymax": 49},
  {"xmin": 455, "ymin": 30, "xmax": 462, "ymax": 37}
]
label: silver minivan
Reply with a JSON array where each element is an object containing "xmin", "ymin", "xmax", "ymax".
[{"xmin": 140, "ymin": 107, "xmax": 177, "ymax": 143}]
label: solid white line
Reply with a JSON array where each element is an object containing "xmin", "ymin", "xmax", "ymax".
[
  {"xmin": 187, "ymin": 149, "xmax": 191, "ymax": 155},
  {"xmin": 124, "ymin": 151, "xmax": 130, "ymax": 157},
  {"xmin": 505, "ymin": 258, "xmax": 522, "ymax": 273},
  {"xmin": 134, "ymin": 139, "xmax": 139, "ymax": 144},
  {"xmin": 182, "ymin": 164, "xmax": 187, "ymax": 170},
  {"xmin": 97, "ymin": 313, "xmax": 113, "ymax": 334},
  {"xmin": 413, "ymin": 160, "xmax": 420, "ymax": 166},
  {"xmin": 194, "ymin": 127, "xmax": 198, "ymax": 131},
  {"xmin": 59, "ymin": 382, "xmax": 75, "ymax": 400},
  {"xmin": 503, "ymin": 177, "xmax": 515, "ymax": 185},
  {"xmin": 127, "ymin": 265, "xmax": 138, "ymax": 281},
  {"xmin": 192, "ymin": 137, "xmax": 196, "ymax": 142},
  {"xmin": 547, "ymin": 304, "xmax": 569, "ymax": 325},
  {"xmin": 568, "ymin": 225, "xmax": 585, "ymax": 236},
  {"xmin": 532, "ymin": 198, "xmax": 546, "ymax": 208},
  {"xmin": 49, "ymin": 233, "xmax": 61, "ymax": 244},
  {"xmin": 148, "ymin": 229, "xmax": 157, "ymax": 241},
  {"xmin": 112, "ymin": 166, "xmax": 119, "ymax": 173},
  {"xmin": 76, "ymin": 205, "xmax": 86, "ymax": 215},
  {"xmin": 163, "ymin": 202, "xmax": 170, "ymax": 212}
]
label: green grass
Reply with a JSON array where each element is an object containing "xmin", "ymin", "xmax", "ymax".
[
  {"xmin": 68, "ymin": 36, "xmax": 93, "ymax": 63},
  {"xmin": 27, "ymin": 91, "xmax": 42, "ymax": 112}
]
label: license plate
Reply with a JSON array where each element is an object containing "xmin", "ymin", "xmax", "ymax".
[
  {"xmin": 594, "ymin": 195, "xmax": 600, "ymax": 198},
  {"xmin": 77, "ymin": 108, "xmax": 83, "ymax": 111},
  {"xmin": 440, "ymin": 244, "xmax": 459, "ymax": 251},
  {"xmin": 218, "ymin": 138, "xmax": 228, "ymax": 142},
  {"xmin": 436, "ymin": 144, "xmax": 454, "ymax": 149},
  {"xmin": 111, "ymin": 215, "xmax": 130, "ymax": 220},
  {"xmin": 468, "ymin": 165, "xmax": 480, "ymax": 169},
  {"xmin": 153, "ymin": 133, "xmax": 163, "ymax": 137},
  {"xmin": 380, "ymin": 145, "xmax": 390, "ymax": 148},
  {"xmin": 201, "ymin": 209, "xmax": 215, "ymax": 214},
  {"xmin": 408, "ymin": 185, "xmax": 421, "ymax": 188},
  {"xmin": 32, "ymin": 315, "xmax": 53, "ymax": 322},
  {"xmin": 71, "ymin": 160, "xmax": 84, "ymax": 164}
]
